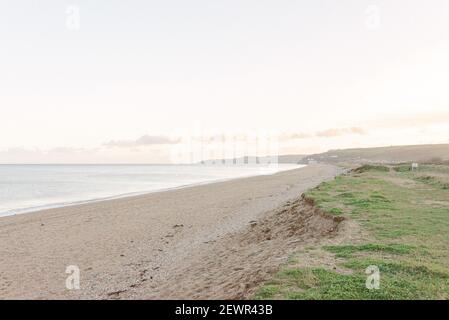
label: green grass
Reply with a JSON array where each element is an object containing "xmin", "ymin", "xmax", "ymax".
[
  {"xmin": 415, "ymin": 175, "xmax": 449, "ymax": 190},
  {"xmin": 323, "ymin": 243, "xmax": 414, "ymax": 259},
  {"xmin": 255, "ymin": 164, "xmax": 449, "ymax": 300},
  {"xmin": 263, "ymin": 267, "xmax": 426, "ymax": 300},
  {"xmin": 393, "ymin": 164, "xmax": 412, "ymax": 172}
]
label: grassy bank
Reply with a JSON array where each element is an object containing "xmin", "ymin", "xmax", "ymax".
[{"xmin": 255, "ymin": 164, "xmax": 449, "ymax": 299}]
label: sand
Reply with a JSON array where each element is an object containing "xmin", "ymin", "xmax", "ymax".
[{"xmin": 0, "ymin": 164, "xmax": 343, "ymax": 299}]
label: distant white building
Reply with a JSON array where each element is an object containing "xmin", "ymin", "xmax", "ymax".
[{"xmin": 412, "ymin": 163, "xmax": 419, "ymax": 171}]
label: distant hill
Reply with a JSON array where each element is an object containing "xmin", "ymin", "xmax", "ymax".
[
  {"xmin": 299, "ymin": 144, "xmax": 449, "ymax": 164},
  {"xmin": 199, "ymin": 154, "xmax": 306, "ymax": 165},
  {"xmin": 197, "ymin": 144, "xmax": 449, "ymax": 166}
]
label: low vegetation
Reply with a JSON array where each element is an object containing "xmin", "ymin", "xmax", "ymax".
[
  {"xmin": 255, "ymin": 164, "xmax": 449, "ymax": 299},
  {"xmin": 353, "ymin": 164, "xmax": 390, "ymax": 173}
]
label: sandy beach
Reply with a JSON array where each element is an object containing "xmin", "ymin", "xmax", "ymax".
[{"xmin": 0, "ymin": 164, "xmax": 344, "ymax": 299}]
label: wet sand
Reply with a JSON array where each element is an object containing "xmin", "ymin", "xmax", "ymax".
[{"xmin": 0, "ymin": 164, "xmax": 343, "ymax": 299}]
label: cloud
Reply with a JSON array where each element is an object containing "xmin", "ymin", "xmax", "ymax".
[
  {"xmin": 104, "ymin": 135, "xmax": 181, "ymax": 148},
  {"xmin": 370, "ymin": 110, "xmax": 449, "ymax": 129},
  {"xmin": 281, "ymin": 127, "xmax": 367, "ymax": 140},
  {"xmin": 0, "ymin": 147, "xmax": 100, "ymax": 164},
  {"xmin": 315, "ymin": 127, "xmax": 367, "ymax": 137},
  {"xmin": 283, "ymin": 132, "xmax": 312, "ymax": 139}
]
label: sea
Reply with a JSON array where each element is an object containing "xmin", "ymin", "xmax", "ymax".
[{"xmin": 0, "ymin": 164, "xmax": 303, "ymax": 217}]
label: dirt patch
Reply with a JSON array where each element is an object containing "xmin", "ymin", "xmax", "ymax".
[
  {"xmin": 284, "ymin": 217, "xmax": 367, "ymax": 277},
  {"xmin": 383, "ymin": 175, "xmax": 418, "ymax": 189},
  {"xmin": 145, "ymin": 197, "xmax": 344, "ymax": 299},
  {"xmin": 423, "ymin": 200, "xmax": 449, "ymax": 207}
]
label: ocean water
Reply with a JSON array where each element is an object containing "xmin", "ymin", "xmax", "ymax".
[{"xmin": 0, "ymin": 164, "xmax": 302, "ymax": 217}]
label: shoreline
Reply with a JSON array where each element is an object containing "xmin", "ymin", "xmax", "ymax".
[
  {"xmin": 0, "ymin": 164, "xmax": 304, "ymax": 218},
  {"xmin": 0, "ymin": 164, "xmax": 342, "ymax": 299}
]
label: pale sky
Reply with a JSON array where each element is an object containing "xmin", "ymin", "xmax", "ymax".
[{"xmin": 1, "ymin": 0, "xmax": 449, "ymax": 163}]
